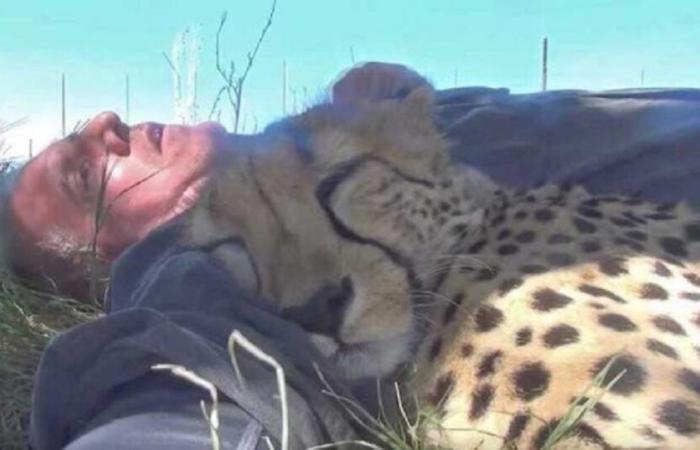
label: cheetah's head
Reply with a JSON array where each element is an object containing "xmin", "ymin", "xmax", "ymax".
[{"xmin": 185, "ymin": 73, "xmax": 496, "ymax": 379}]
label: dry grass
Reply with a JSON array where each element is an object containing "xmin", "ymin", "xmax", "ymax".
[{"xmin": 0, "ymin": 272, "xmax": 100, "ymax": 449}]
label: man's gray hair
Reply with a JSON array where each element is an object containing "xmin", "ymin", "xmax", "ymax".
[{"xmin": 0, "ymin": 158, "xmax": 25, "ymax": 272}]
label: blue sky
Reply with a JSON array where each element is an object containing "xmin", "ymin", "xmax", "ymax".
[{"xmin": 1, "ymin": 0, "xmax": 699, "ymax": 156}]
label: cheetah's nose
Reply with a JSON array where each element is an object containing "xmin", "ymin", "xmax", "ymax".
[{"xmin": 282, "ymin": 277, "xmax": 354, "ymax": 337}]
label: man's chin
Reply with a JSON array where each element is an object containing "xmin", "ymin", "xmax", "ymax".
[
  {"xmin": 170, "ymin": 176, "xmax": 212, "ymax": 221},
  {"xmin": 195, "ymin": 121, "xmax": 228, "ymax": 135}
]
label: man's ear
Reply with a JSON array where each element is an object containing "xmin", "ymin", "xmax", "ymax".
[{"xmin": 331, "ymin": 62, "xmax": 432, "ymax": 105}]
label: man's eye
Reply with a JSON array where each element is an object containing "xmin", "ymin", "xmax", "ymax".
[
  {"xmin": 80, "ymin": 163, "xmax": 91, "ymax": 189},
  {"xmin": 71, "ymin": 161, "xmax": 92, "ymax": 195}
]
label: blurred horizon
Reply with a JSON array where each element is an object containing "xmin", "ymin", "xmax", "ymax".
[{"xmin": 1, "ymin": 0, "xmax": 699, "ymax": 157}]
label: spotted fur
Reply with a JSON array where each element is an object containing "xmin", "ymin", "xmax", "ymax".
[{"xmin": 182, "ymin": 70, "xmax": 700, "ymax": 449}]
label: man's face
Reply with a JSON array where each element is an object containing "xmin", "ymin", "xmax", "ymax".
[{"xmin": 9, "ymin": 111, "xmax": 227, "ymax": 286}]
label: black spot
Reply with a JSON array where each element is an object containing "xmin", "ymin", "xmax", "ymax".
[
  {"xmin": 437, "ymin": 293, "xmax": 463, "ymax": 325},
  {"xmin": 534, "ymin": 209, "xmax": 555, "ymax": 222},
  {"xmin": 652, "ymin": 315, "xmax": 686, "ymax": 336},
  {"xmin": 428, "ymin": 337, "xmax": 443, "ymax": 361},
  {"xmin": 582, "ymin": 197, "xmax": 599, "ymax": 207},
  {"xmin": 490, "ymin": 214, "xmax": 506, "ymax": 227},
  {"xmin": 685, "ymin": 273, "xmax": 700, "ymax": 287},
  {"xmin": 578, "ymin": 206, "xmax": 603, "ymax": 219},
  {"xmin": 685, "ymin": 223, "xmax": 700, "ymax": 242},
  {"xmin": 679, "ymin": 368, "xmax": 700, "ymax": 396},
  {"xmin": 589, "ymin": 302, "xmax": 606, "ymax": 309},
  {"xmin": 428, "ymin": 371, "xmax": 455, "ymax": 407},
  {"xmin": 592, "ymin": 354, "xmax": 647, "ymax": 396},
  {"xmin": 664, "ymin": 256, "xmax": 687, "ymax": 268},
  {"xmin": 474, "ymin": 305, "xmax": 504, "ymax": 332},
  {"xmin": 581, "ymin": 240, "xmax": 601, "ymax": 253},
  {"xmin": 461, "ymin": 343, "xmax": 474, "ymax": 358},
  {"xmin": 475, "ymin": 266, "xmax": 500, "ymax": 281},
  {"xmin": 573, "ymin": 217, "xmax": 597, "ymax": 234},
  {"xmin": 625, "ymin": 230, "xmax": 648, "ymax": 241},
  {"xmin": 519, "ymin": 264, "xmax": 548, "ymax": 274},
  {"xmin": 654, "ymin": 261, "xmax": 672, "ymax": 277},
  {"xmin": 499, "ymin": 277, "xmax": 523, "ymax": 295},
  {"xmin": 532, "ymin": 289, "xmax": 573, "ymax": 311},
  {"xmin": 593, "ymin": 402, "xmax": 619, "ymax": 421},
  {"xmin": 574, "ymin": 423, "xmax": 608, "ymax": 448},
  {"xmin": 598, "ymin": 313, "xmax": 638, "ymax": 332},
  {"xmin": 611, "ymin": 216, "xmax": 637, "ymax": 228},
  {"xmin": 532, "ymin": 420, "xmax": 557, "ymax": 450},
  {"xmin": 442, "ymin": 302, "xmax": 458, "ymax": 325},
  {"xmin": 640, "ymin": 283, "xmax": 669, "ymax": 300},
  {"xmin": 514, "ymin": 230, "xmax": 536, "ymax": 243},
  {"xmin": 498, "ymin": 244, "xmax": 520, "ymax": 255},
  {"xmin": 477, "ymin": 350, "xmax": 503, "ymax": 378},
  {"xmin": 467, "ymin": 239, "xmax": 488, "ymax": 254},
  {"xmin": 579, "ymin": 284, "xmax": 626, "ymax": 303},
  {"xmin": 497, "ymin": 229, "xmax": 512, "ymax": 240},
  {"xmin": 614, "ymin": 237, "xmax": 645, "ymax": 252},
  {"xmin": 598, "ymin": 256, "xmax": 628, "ymax": 276},
  {"xmin": 547, "ymin": 233, "xmax": 573, "ymax": 244},
  {"xmin": 646, "ymin": 212, "xmax": 675, "ymax": 220},
  {"xmin": 469, "ymin": 383, "xmax": 494, "ymax": 420},
  {"xmin": 515, "ymin": 327, "xmax": 532, "ymax": 346},
  {"xmin": 647, "ymin": 338, "xmax": 679, "ymax": 360},
  {"xmin": 450, "ymin": 223, "xmax": 468, "ymax": 237},
  {"xmin": 657, "ymin": 400, "xmax": 700, "ymax": 436},
  {"xmin": 514, "ymin": 210, "xmax": 528, "ymax": 220},
  {"xmin": 438, "ymin": 201, "xmax": 451, "ymax": 212},
  {"xmin": 513, "ymin": 362, "xmax": 551, "ymax": 401},
  {"xmin": 505, "ymin": 413, "xmax": 530, "ymax": 442},
  {"xmin": 640, "ymin": 426, "xmax": 664, "ymax": 442},
  {"xmin": 543, "ymin": 324, "xmax": 580, "ymax": 348},
  {"xmin": 660, "ymin": 236, "xmax": 689, "ymax": 258},
  {"xmin": 545, "ymin": 252, "xmax": 576, "ymax": 267},
  {"xmin": 682, "ymin": 292, "xmax": 700, "ymax": 301}
]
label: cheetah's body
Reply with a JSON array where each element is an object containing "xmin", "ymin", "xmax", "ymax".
[
  {"xmin": 407, "ymin": 183, "xmax": 700, "ymax": 449},
  {"xmin": 182, "ymin": 73, "xmax": 700, "ymax": 449}
]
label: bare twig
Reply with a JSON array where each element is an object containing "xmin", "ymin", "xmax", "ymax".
[{"xmin": 208, "ymin": 0, "xmax": 277, "ymax": 132}]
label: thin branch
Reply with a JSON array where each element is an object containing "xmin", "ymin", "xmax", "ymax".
[{"xmin": 208, "ymin": 0, "xmax": 277, "ymax": 132}]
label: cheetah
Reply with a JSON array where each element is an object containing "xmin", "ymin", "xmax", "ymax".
[{"xmin": 183, "ymin": 66, "xmax": 700, "ymax": 449}]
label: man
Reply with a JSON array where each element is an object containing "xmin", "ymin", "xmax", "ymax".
[{"xmin": 5, "ymin": 63, "xmax": 430, "ymax": 301}]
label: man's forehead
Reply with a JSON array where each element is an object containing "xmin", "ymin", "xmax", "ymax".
[{"xmin": 10, "ymin": 144, "xmax": 79, "ymax": 239}]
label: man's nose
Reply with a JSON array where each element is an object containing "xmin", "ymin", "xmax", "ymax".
[{"xmin": 83, "ymin": 111, "xmax": 130, "ymax": 156}]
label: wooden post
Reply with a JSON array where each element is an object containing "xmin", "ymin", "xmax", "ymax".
[
  {"xmin": 61, "ymin": 73, "xmax": 66, "ymax": 137},
  {"xmin": 282, "ymin": 60, "xmax": 287, "ymax": 115},
  {"xmin": 125, "ymin": 74, "xmax": 131, "ymax": 123},
  {"xmin": 541, "ymin": 36, "xmax": 548, "ymax": 92}
]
